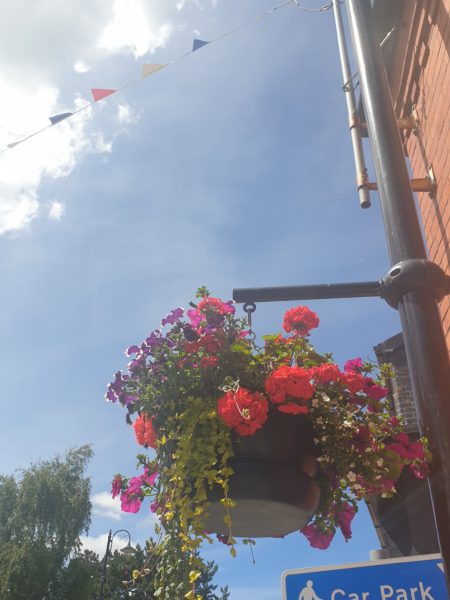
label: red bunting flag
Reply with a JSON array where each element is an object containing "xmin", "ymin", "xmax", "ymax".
[{"xmin": 91, "ymin": 88, "xmax": 117, "ymax": 102}]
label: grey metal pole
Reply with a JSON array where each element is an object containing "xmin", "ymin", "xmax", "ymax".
[
  {"xmin": 332, "ymin": 0, "xmax": 371, "ymax": 209},
  {"xmin": 345, "ymin": 0, "xmax": 450, "ymax": 585},
  {"xmin": 97, "ymin": 530, "xmax": 112, "ymax": 600},
  {"xmin": 233, "ymin": 280, "xmax": 381, "ymax": 303}
]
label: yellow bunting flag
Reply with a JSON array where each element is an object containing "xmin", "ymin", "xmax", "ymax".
[{"xmin": 142, "ymin": 63, "xmax": 165, "ymax": 78}]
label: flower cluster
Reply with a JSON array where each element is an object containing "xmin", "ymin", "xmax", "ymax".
[{"xmin": 107, "ymin": 289, "xmax": 430, "ymax": 575}]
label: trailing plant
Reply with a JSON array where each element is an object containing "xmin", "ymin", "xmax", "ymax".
[{"xmin": 106, "ymin": 288, "xmax": 430, "ymax": 597}]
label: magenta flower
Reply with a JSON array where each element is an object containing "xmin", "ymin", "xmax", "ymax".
[
  {"xmin": 150, "ymin": 500, "xmax": 160, "ymax": 513},
  {"xmin": 120, "ymin": 492, "xmax": 142, "ymax": 513},
  {"xmin": 187, "ymin": 308, "xmax": 203, "ymax": 328},
  {"xmin": 337, "ymin": 503, "xmax": 356, "ymax": 541},
  {"xmin": 301, "ymin": 524, "xmax": 334, "ymax": 549},
  {"xmin": 111, "ymin": 475, "xmax": 123, "ymax": 499},
  {"xmin": 344, "ymin": 358, "xmax": 363, "ymax": 373},
  {"xmin": 127, "ymin": 475, "xmax": 144, "ymax": 493},
  {"xmin": 363, "ymin": 377, "xmax": 388, "ymax": 400},
  {"xmin": 387, "ymin": 433, "xmax": 426, "ymax": 461},
  {"xmin": 142, "ymin": 468, "xmax": 158, "ymax": 487}
]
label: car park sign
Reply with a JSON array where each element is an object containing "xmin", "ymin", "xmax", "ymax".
[{"xmin": 282, "ymin": 554, "xmax": 448, "ymax": 600}]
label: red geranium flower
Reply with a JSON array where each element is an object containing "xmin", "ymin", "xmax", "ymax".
[
  {"xmin": 133, "ymin": 414, "xmax": 157, "ymax": 448},
  {"xmin": 282, "ymin": 305, "xmax": 319, "ymax": 336},
  {"xmin": 342, "ymin": 371, "xmax": 365, "ymax": 394},
  {"xmin": 312, "ymin": 363, "xmax": 342, "ymax": 385},
  {"xmin": 200, "ymin": 356, "xmax": 219, "ymax": 369},
  {"xmin": 265, "ymin": 365, "xmax": 315, "ymax": 405},
  {"xmin": 217, "ymin": 387, "xmax": 268, "ymax": 436}
]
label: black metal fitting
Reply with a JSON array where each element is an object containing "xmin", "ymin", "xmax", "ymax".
[{"xmin": 380, "ymin": 259, "xmax": 450, "ymax": 308}]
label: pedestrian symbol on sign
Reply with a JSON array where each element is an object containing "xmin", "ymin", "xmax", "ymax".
[{"xmin": 298, "ymin": 580, "xmax": 322, "ymax": 600}]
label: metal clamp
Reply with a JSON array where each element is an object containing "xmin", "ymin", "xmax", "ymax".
[{"xmin": 380, "ymin": 259, "xmax": 450, "ymax": 308}]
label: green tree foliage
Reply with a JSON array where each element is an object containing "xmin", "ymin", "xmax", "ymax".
[
  {"xmin": 100, "ymin": 540, "xmax": 229, "ymax": 600},
  {"xmin": 0, "ymin": 446, "xmax": 93, "ymax": 600},
  {"xmin": 0, "ymin": 446, "xmax": 229, "ymax": 599}
]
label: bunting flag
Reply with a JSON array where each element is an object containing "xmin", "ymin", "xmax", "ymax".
[
  {"xmin": 2, "ymin": 0, "xmax": 333, "ymax": 153},
  {"xmin": 49, "ymin": 112, "xmax": 73, "ymax": 125},
  {"xmin": 192, "ymin": 39, "xmax": 210, "ymax": 52},
  {"xmin": 142, "ymin": 63, "xmax": 165, "ymax": 78},
  {"xmin": 91, "ymin": 88, "xmax": 117, "ymax": 102}
]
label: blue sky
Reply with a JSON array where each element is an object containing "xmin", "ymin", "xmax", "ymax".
[{"xmin": 0, "ymin": 1, "xmax": 403, "ymax": 597}]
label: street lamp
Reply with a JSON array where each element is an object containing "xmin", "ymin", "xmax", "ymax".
[{"xmin": 97, "ymin": 529, "xmax": 136, "ymax": 600}]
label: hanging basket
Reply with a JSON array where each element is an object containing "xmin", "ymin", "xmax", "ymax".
[{"xmin": 205, "ymin": 408, "xmax": 321, "ymax": 538}]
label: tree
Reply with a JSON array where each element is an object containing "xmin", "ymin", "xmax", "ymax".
[
  {"xmin": 100, "ymin": 540, "xmax": 230, "ymax": 600},
  {"xmin": 0, "ymin": 446, "xmax": 93, "ymax": 600}
]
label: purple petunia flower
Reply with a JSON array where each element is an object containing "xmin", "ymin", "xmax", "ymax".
[
  {"xmin": 105, "ymin": 388, "xmax": 118, "ymax": 403},
  {"xmin": 161, "ymin": 307, "xmax": 184, "ymax": 326},
  {"xmin": 125, "ymin": 345, "xmax": 140, "ymax": 357},
  {"xmin": 122, "ymin": 394, "xmax": 138, "ymax": 407}
]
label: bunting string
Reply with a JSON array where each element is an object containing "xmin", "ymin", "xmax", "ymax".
[{"xmin": 1, "ymin": 0, "xmax": 332, "ymax": 154}]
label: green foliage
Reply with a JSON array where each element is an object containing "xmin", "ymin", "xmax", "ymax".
[
  {"xmin": 101, "ymin": 539, "xmax": 229, "ymax": 600},
  {"xmin": 0, "ymin": 446, "xmax": 93, "ymax": 600}
]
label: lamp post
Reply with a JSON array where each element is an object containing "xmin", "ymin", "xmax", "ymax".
[
  {"xmin": 97, "ymin": 529, "xmax": 135, "ymax": 600},
  {"xmin": 233, "ymin": 0, "xmax": 450, "ymax": 589}
]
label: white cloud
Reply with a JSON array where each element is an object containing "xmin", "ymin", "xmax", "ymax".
[
  {"xmin": 0, "ymin": 91, "xmax": 113, "ymax": 235},
  {"xmin": 0, "ymin": 0, "xmax": 219, "ymax": 236},
  {"xmin": 92, "ymin": 491, "xmax": 122, "ymax": 521},
  {"xmin": 98, "ymin": 0, "xmax": 174, "ymax": 58},
  {"xmin": 80, "ymin": 532, "xmax": 133, "ymax": 557},
  {"xmin": 92, "ymin": 132, "xmax": 113, "ymax": 154},
  {"xmin": 48, "ymin": 200, "xmax": 65, "ymax": 221},
  {"xmin": 0, "ymin": 193, "xmax": 39, "ymax": 235},
  {"xmin": 73, "ymin": 60, "xmax": 91, "ymax": 73},
  {"xmin": 117, "ymin": 103, "xmax": 141, "ymax": 126},
  {"xmin": 136, "ymin": 512, "xmax": 160, "ymax": 530},
  {"xmin": 176, "ymin": 0, "xmax": 217, "ymax": 10}
]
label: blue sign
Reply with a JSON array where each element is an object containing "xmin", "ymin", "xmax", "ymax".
[{"xmin": 282, "ymin": 554, "xmax": 448, "ymax": 600}]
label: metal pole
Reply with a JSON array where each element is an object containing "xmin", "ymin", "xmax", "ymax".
[
  {"xmin": 233, "ymin": 280, "xmax": 381, "ymax": 303},
  {"xmin": 332, "ymin": 0, "xmax": 371, "ymax": 209},
  {"xmin": 345, "ymin": 0, "xmax": 450, "ymax": 585},
  {"xmin": 97, "ymin": 530, "xmax": 112, "ymax": 600}
]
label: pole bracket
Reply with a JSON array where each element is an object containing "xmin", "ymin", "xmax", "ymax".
[
  {"xmin": 380, "ymin": 259, "xmax": 450, "ymax": 308},
  {"xmin": 366, "ymin": 178, "xmax": 435, "ymax": 193}
]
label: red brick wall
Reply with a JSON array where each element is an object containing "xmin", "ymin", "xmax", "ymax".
[{"xmin": 389, "ymin": 0, "xmax": 450, "ymax": 353}]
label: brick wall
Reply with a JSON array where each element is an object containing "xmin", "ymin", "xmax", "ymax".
[
  {"xmin": 374, "ymin": 333, "xmax": 419, "ymax": 433},
  {"xmin": 388, "ymin": 0, "xmax": 450, "ymax": 352}
]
